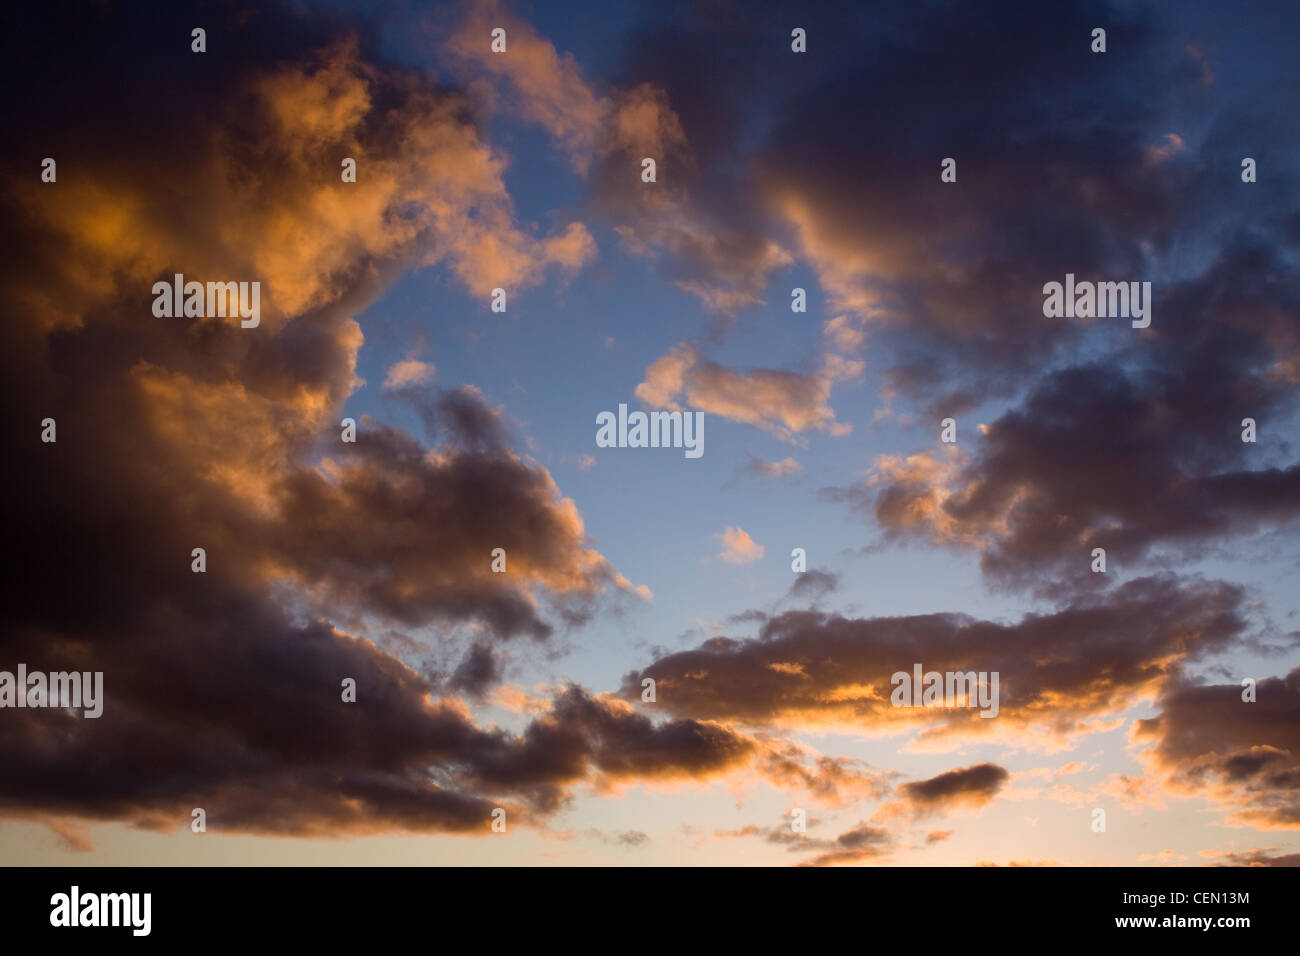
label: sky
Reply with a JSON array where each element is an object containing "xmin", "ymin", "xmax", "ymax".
[{"xmin": 2, "ymin": 0, "xmax": 1299, "ymax": 867}]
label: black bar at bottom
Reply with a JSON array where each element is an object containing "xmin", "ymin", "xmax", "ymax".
[{"xmin": 0, "ymin": 865, "xmax": 1284, "ymax": 942}]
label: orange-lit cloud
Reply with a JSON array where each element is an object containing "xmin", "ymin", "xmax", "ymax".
[
  {"xmin": 716, "ymin": 526, "xmax": 765, "ymax": 565},
  {"xmin": 636, "ymin": 343, "xmax": 858, "ymax": 440}
]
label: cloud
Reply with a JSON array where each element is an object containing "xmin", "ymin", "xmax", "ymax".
[
  {"xmin": 734, "ymin": 454, "xmax": 802, "ymax": 481},
  {"xmin": 1135, "ymin": 669, "xmax": 1300, "ymax": 830},
  {"xmin": 787, "ymin": 569, "xmax": 839, "ymax": 603},
  {"xmin": 231, "ymin": 395, "xmax": 640, "ymax": 640},
  {"xmin": 0, "ymin": 2, "xmax": 634, "ymax": 838},
  {"xmin": 383, "ymin": 359, "xmax": 437, "ymax": 389},
  {"xmin": 754, "ymin": 740, "xmax": 891, "ymax": 808},
  {"xmin": 445, "ymin": 0, "xmax": 802, "ymax": 320},
  {"xmin": 824, "ymin": 314, "xmax": 867, "ymax": 353},
  {"xmin": 608, "ymin": 1, "xmax": 1300, "ymax": 600},
  {"xmin": 637, "ymin": 343, "xmax": 857, "ymax": 440},
  {"xmin": 878, "ymin": 763, "xmax": 1009, "ymax": 821},
  {"xmin": 5, "ymin": 0, "xmax": 1299, "ymax": 865},
  {"xmin": 1202, "ymin": 847, "xmax": 1300, "ymax": 867},
  {"xmin": 464, "ymin": 688, "xmax": 893, "ymax": 814},
  {"xmin": 447, "ymin": 643, "xmax": 503, "ymax": 699},
  {"xmin": 585, "ymin": 828, "xmax": 650, "ymax": 848},
  {"xmin": 45, "ymin": 820, "xmax": 94, "ymax": 854},
  {"xmin": 621, "ymin": 575, "xmax": 1251, "ymax": 747},
  {"xmin": 444, "ymin": 0, "xmax": 606, "ymax": 172},
  {"xmin": 974, "ymin": 859, "xmax": 1059, "ymax": 867},
  {"xmin": 600, "ymin": 0, "xmax": 1300, "ymax": 434},
  {"xmin": 800, "ymin": 822, "xmax": 895, "ymax": 867},
  {"xmin": 444, "ymin": 0, "xmax": 697, "ymax": 177},
  {"xmin": 16, "ymin": 36, "xmax": 594, "ymax": 332},
  {"xmin": 717, "ymin": 527, "xmax": 765, "ymax": 565},
  {"xmin": 715, "ymin": 813, "xmax": 897, "ymax": 867},
  {"xmin": 845, "ymin": 350, "xmax": 1300, "ymax": 590},
  {"xmin": 1144, "ymin": 132, "xmax": 1187, "ymax": 166}
]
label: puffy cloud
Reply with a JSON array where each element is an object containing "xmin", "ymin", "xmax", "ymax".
[
  {"xmin": 445, "ymin": 0, "xmax": 606, "ymax": 171},
  {"xmin": 717, "ymin": 527, "xmax": 765, "ymax": 565},
  {"xmin": 383, "ymin": 359, "xmax": 437, "ymax": 389},
  {"xmin": 445, "ymin": 0, "xmax": 789, "ymax": 318}
]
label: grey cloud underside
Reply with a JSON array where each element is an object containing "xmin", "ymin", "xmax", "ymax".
[
  {"xmin": 621, "ymin": 575, "xmax": 1251, "ymax": 728},
  {"xmin": 1137, "ymin": 670, "xmax": 1300, "ymax": 830}
]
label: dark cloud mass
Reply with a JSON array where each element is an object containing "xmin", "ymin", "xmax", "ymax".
[
  {"xmin": 857, "ymin": 242, "xmax": 1300, "ymax": 589},
  {"xmin": 620, "ymin": 575, "xmax": 1251, "ymax": 744},
  {"xmin": 1136, "ymin": 670, "xmax": 1300, "ymax": 830},
  {"xmin": 0, "ymin": 0, "xmax": 648, "ymax": 837}
]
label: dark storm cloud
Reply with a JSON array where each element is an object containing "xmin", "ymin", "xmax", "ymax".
[
  {"xmin": 856, "ymin": 237, "xmax": 1300, "ymax": 589},
  {"xmin": 468, "ymin": 686, "xmax": 756, "ymax": 798},
  {"xmin": 606, "ymin": 2, "xmax": 1179, "ymax": 362},
  {"xmin": 0, "ymin": 620, "xmax": 767, "ymax": 834},
  {"xmin": 0, "ymin": 0, "xmax": 637, "ymax": 838},
  {"xmin": 620, "ymin": 575, "xmax": 1251, "ymax": 743},
  {"xmin": 611, "ymin": 0, "xmax": 1300, "ymax": 447},
  {"xmin": 614, "ymin": 0, "xmax": 1300, "ymax": 594},
  {"xmin": 264, "ymin": 418, "xmax": 628, "ymax": 640},
  {"xmin": 605, "ymin": 0, "xmax": 1300, "ymax": 598},
  {"xmin": 0, "ymin": 601, "xmax": 509, "ymax": 834},
  {"xmin": 1135, "ymin": 669, "xmax": 1300, "ymax": 830}
]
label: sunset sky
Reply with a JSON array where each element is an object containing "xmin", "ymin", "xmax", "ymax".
[{"xmin": 3, "ymin": 0, "xmax": 1299, "ymax": 867}]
